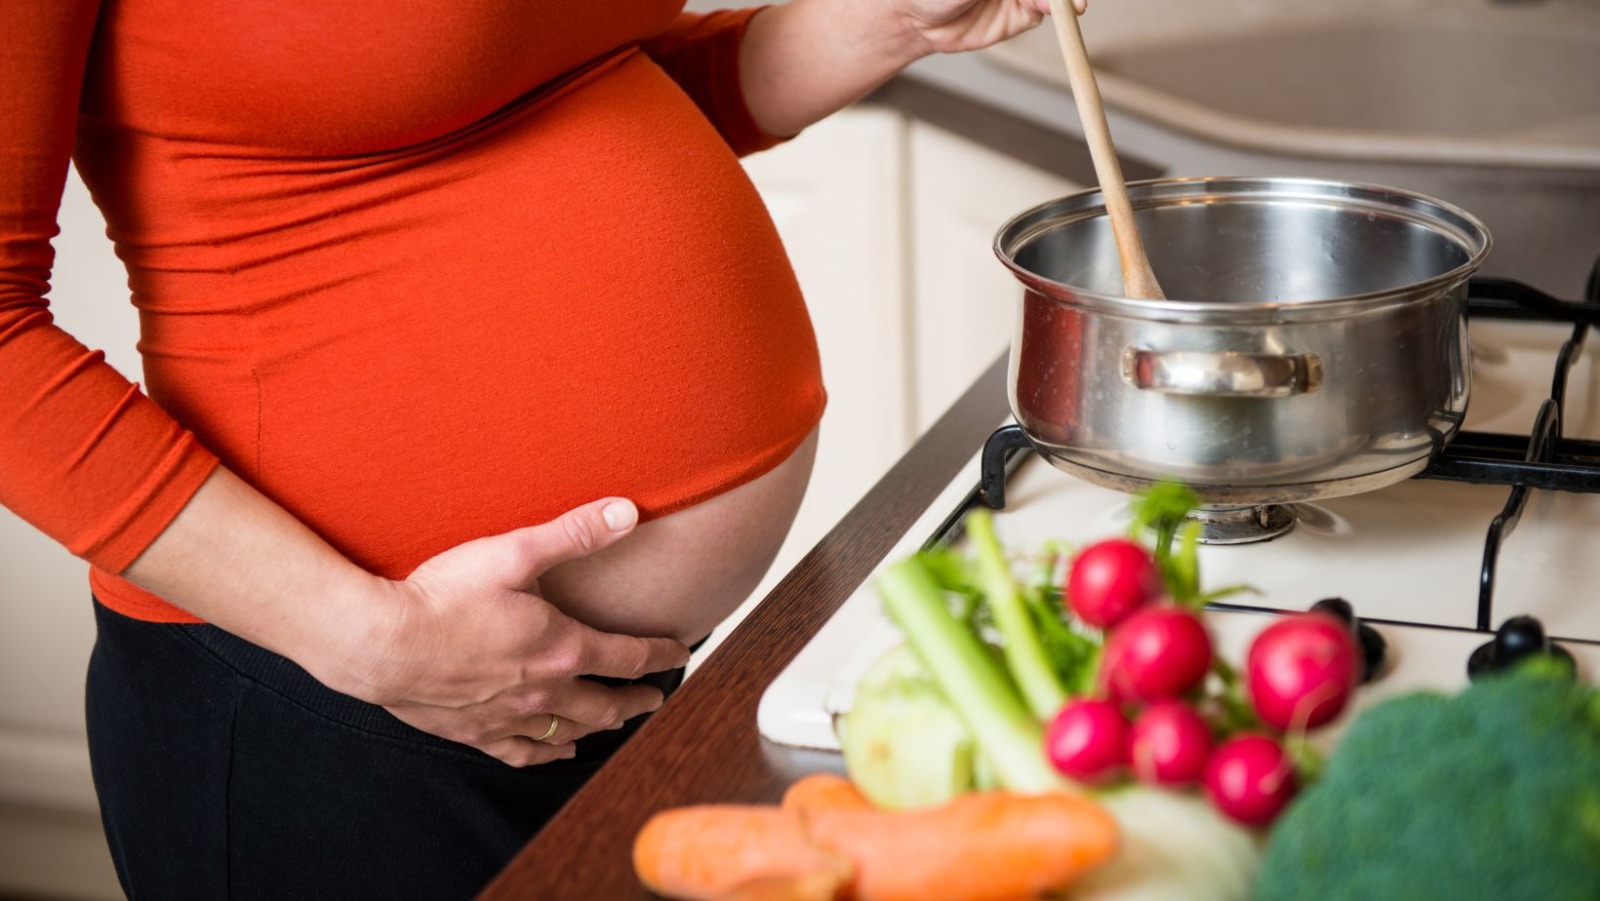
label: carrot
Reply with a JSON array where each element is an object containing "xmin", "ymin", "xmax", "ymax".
[
  {"xmin": 781, "ymin": 773, "xmax": 874, "ymax": 816},
  {"xmin": 633, "ymin": 805, "xmax": 852, "ymax": 901},
  {"xmin": 713, "ymin": 871, "xmax": 849, "ymax": 901},
  {"xmin": 635, "ymin": 788, "xmax": 1119, "ymax": 901},
  {"xmin": 804, "ymin": 790, "xmax": 1119, "ymax": 901}
]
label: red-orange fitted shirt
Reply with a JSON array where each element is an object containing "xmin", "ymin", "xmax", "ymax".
[{"xmin": 2, "ymin": 2, "xmax": 826, "ymax": 623}]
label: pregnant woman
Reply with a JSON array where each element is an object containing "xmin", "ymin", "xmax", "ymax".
[{"xmin": 3, "ymin": 0, "xmax": 1078, "ymax": 897}]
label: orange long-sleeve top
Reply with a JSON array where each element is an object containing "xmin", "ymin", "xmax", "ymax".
[{"xmin": 2, "ymin": 1, "xmax": 826, "ymax": 623}]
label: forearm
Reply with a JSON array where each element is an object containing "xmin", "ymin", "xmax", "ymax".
[
  {"xmin": 738, "ymin": 0, "xmax": 931, "ymax": 138},
  {"xmin": 120, "ymin": 466, "xmax": 392, "ymax": 696}
]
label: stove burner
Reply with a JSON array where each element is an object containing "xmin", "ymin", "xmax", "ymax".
[{"xmin": 1188, "ymin": 503, "xmax": 1296, "ymax": 544}]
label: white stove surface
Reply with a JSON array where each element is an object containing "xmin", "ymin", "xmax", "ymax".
[{"xmin": 758, "ymin": 318, "xmax": 1600, "ymax": 751}]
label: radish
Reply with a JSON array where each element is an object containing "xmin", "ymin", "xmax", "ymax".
[
  {"xmin": 1044, "ymin": 699, "xmax": 1129, "ymax": 783},
  {"xmin": 1203, "ymin": 733, "xmax": 1297, "ymax": 827},
  {"xmin": 1066, "ymin": 538, "xmax": 1162, "ymax": 628},
  {"xmin": 1128, "ymin": 700, "xmax": 1214, "ymax": 787},
  {"xmin": 1098, "ymin": 606, "xmax": 1213, "ymax": 703},
  {"xmin": 1246, "ymin": 612, "xmax": 1360, "ymax": 731}
]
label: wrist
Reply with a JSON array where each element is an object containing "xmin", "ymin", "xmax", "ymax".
[
  {"xmin": 299, "ymin": 572, "xmax": 417, "ymax": 705},
  {"xmin": 872, "ymin": 3, "xmax": 945, "ymax": 68},
  {"xmin": 742, "ymin": 0, "xmax": 933, "ymax": 136}
]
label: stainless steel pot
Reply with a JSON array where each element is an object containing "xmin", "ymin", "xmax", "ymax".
[{"xmin": 995, "ymin": 177, "xmax": 1492, "ymax": 505}]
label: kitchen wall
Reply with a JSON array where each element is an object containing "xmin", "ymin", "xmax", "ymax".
[{"xmin": 0, "ymin": 170, "xmax": 129, "ymax": 899}]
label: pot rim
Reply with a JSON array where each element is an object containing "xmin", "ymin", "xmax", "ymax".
[{"xmin": 993, "ymin": 176, "xmax": 1494, "ymax": 317}]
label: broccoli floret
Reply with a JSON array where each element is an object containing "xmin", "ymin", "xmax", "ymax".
[{"xmin": 1255, "ymin": 662, "xmax": 1600, "ymax": 900}]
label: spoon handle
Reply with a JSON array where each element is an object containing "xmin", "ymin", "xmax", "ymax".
[{"xmin": 1045, "ymin": 0, "xmax": 1165, "ymax": 300}]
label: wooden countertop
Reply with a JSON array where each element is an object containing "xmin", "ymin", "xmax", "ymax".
[{"xmin": 478, "ymin": 353, "xmax": 1010, "ymax": 900}]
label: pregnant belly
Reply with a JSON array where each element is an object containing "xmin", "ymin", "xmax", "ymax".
[{"xmin": 538, "ymin": 428, "xmax": 818, "ymax": 645}]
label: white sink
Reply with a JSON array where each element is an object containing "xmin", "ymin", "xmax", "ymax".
[{"xmin": 986, "ymin": 3, "xmax": 1600, "ymax": 168}]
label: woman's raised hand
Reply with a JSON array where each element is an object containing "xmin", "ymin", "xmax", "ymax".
[
  {"xmin": 898, "ymin": 0, "xmax": 1084, "ymax": 55},
  {"xmin": 352, "ymin": 497, "xmax": 692, "ymax": 766}
]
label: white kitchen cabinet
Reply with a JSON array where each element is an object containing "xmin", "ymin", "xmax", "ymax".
[
  {"xmin": 743, "ymin": 108, "xmax": 916, "ymax": 548},
  {"xmin": 906, "ymin": 122, "xmax": 1083, "ymax": 432},
  {"xmin": 699, "ymin": 107, "xmax": 915, "ymax": 659},
  {"xmin": 702, "ymin": 113, "xmax": 1084, "ymax": 658}
]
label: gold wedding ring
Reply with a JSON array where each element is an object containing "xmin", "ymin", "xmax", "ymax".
[{"xmin": 535, "ymin": 714, "xmax": 560, "ymax": 743}]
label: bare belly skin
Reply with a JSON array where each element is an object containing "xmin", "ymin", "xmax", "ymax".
[{"xmin": 537, "ymin": 428, "xmax": 819, "ymax": 647}]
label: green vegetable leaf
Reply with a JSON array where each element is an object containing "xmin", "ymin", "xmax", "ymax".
[
  {"xmin": 1127, "ymin": 481, "xmax": 1206, "ymax": 605},
  {"xmin": 966, "ymin": 511, "xmax": 1069, "ymax": 720},
  {"xmin": 876, "ymin": 556, "xmax": 1068, "ymax": 794},
  {"xmin": 1023, "ymin": 582, "xmax": 1102, "ymax": 696}
]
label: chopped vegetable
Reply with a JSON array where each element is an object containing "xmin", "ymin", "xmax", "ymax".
[{"xmin": 1256, "ymin": 661, "xmax": 1600, "ymax": 900}]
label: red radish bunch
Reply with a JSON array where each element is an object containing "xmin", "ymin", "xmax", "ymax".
[
  {"xmin": 1203, "ymin": 733, "xmax": 1298, "ymax": 827},
  {"xmin": 1041, "ymin": 537, "xmax": 1374, "ymax": 829},
  {"xmin": 1066, "ymin": 538, "xmax": 1163, "ymax": 628},
  {"xmin": 1098, "ymin": 605, "xmax": 1213, "ymax": 703},
  {"xmin": 1127, "ymin": 700, "xmax": 1213, "ymax": 787},
  {"xmin": 1245, "ymin": 612, "xmax": 1361, "ymax": 731},
  {"xmin": 1044, "ymin": 699, "xmax": 1129, "ymax": 783}
]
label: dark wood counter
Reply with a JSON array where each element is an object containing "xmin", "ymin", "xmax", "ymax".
[{"xmin": 478, "ymin": 353, "xmax": 1010, "ymax": 900}]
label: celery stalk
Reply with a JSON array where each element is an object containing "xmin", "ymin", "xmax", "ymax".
[
  {"xmin": 877, "ymin": 557, "xmax": 1069, "ymax": 794},
  {"xmin": 966, "ymin": 510, "xmax": 1069, "ymax": 721}
]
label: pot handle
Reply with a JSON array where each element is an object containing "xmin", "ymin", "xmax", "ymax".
[{"xmin": 1121, "ymin": 348, "xmax": 1323, "ymax": 398}]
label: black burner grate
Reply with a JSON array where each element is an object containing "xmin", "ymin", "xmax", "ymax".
[{"xmin": 1418, "ymin": 263, "xmax": 1600, "ymax": 629}]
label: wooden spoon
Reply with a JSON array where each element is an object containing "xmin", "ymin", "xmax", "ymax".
[{"xmin": 1045, "ymin": 0, "xmax": 1165, "ymax": 300}]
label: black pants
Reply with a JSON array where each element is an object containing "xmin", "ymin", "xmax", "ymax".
[{"xmin": 85, "ymin": 600, "xmax": 683, "ymax": 900}]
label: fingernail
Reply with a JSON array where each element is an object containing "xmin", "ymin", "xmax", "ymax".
[
  {"xmin": 562, "ymin": 746, "xmax": 578, "ymax": 759},
  {"xmin": 602, "ymin": 500, "xmax": 637, "ymax": 532}
]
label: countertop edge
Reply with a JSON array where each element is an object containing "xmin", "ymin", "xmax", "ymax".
[{"xmin": 478, "ymin": 352, "xmax": 1012, "ymax": 900}]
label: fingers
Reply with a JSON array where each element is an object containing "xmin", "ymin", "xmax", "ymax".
[
  {"xmin": 484, "ymin": 677, "xmax": 667, "ymax": 759},
  {"xmin": 548, "ymin": 679, "xmax": 667, "ymax": 734},
  {"xmin": 577, "ymin": 624, "xmax": 692, "ymax": 681},
  {"xmin": 1040, "ymin": 0, "xmax": 1089, "ymax": 17},
  {"xmin": 479, "ymin": 735, "xmax": 576, "ymax": 768},
  {"xmin": 495, "ymin": 497, "xmax": 640, "ymax": 582}
]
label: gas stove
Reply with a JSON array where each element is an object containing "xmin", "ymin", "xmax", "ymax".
[{"xmin": 758, "ymin": 265, "xmax": 1600, "ymax": 752}]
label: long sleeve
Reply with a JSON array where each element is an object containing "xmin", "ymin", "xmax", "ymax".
[
  {"xmin": 642, "ymin": 8, "xmax": 791, "ymax": 157},
  {"xmin": 1, "ymin": 0, "xmax": 218, "ymax": 573}
]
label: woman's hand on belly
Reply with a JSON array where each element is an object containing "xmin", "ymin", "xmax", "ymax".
[
  {"xmin": 360, "ymin": 497, "xmax": 692, "ymax": 766},
  {"xmin": 537, "ymin": 429, "xmax": 820, "ymax": 646}
]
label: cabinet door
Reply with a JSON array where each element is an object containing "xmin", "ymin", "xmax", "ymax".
[{"xmin": 908, "ymin": 122, "xmax": 1082, "ymax": 432}]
